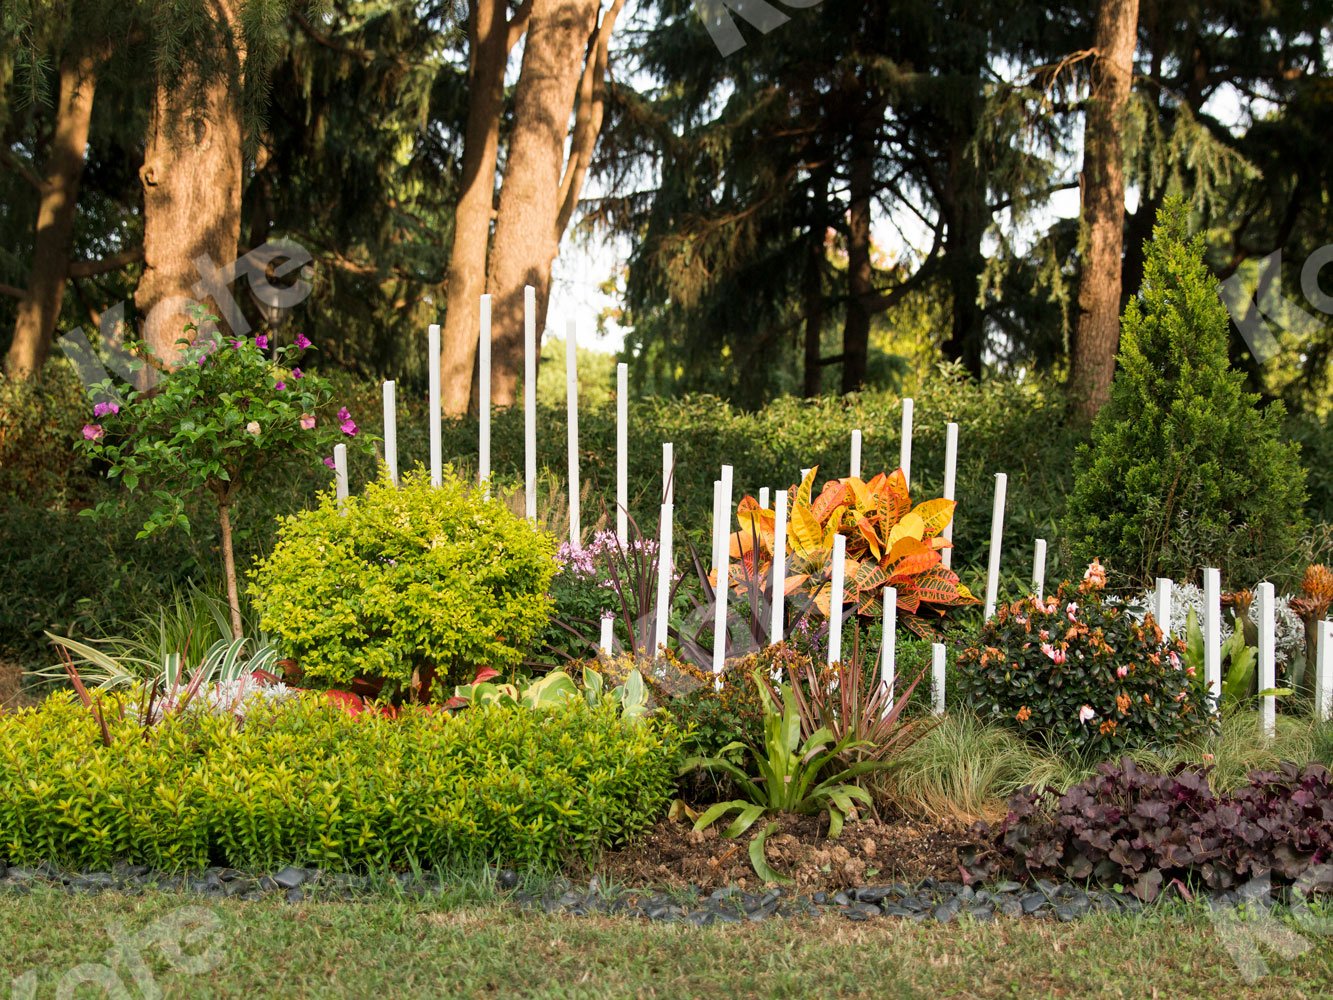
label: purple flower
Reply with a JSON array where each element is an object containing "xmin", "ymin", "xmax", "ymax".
[
  {"xmin": 82, "ymin": 424, "xmax": 104, "ymax": 441},
  {"xmin": 323, "ymin": 456, "xmax": 336, "ymax": 470},
  {"xmin": 337, "ymin": 406, "xmax": 358, "ymax": 436},
  {"xmin": 229, "ymin": 339, "xmax": 242, "ymax": 350},
  {"xmin": 294, "ymin": 333, "xmax": 312, "ymax": 351},
  {"xmin": 291, "ymin": 368, "xmax": 303, "ymax": 379},
  {"xmin": 92, "ymin": 401, "xmax": 119, "ymax": 418},
  {"xmin": 275, "ymin": 381, "xmax": 287, "ymax": 391},
  {"xmin": 254, "ymin": 334, "xmax": 269, "ymax": 350},
  {"xmin": 300, "ymin": 413, "xmax": 316, "ymax": 430}
]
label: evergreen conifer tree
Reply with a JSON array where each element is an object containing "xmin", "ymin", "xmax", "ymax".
[{"xmin": 1064, "ymin": 198, "xmax": 1307, "ymax": 586}]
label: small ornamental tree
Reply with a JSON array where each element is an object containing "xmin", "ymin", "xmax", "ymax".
[
  {"xmin": 80, "ymin": 320, "xmax": 363, "ymax": 637},
  {"xmin": 1063, "ymin": 199, "xmax": 1307, "ymax": 586}
]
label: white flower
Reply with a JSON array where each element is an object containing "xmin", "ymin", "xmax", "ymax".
[
  {"xmin": 1078, "ymin": 704, "xmax": 1096, "ymax": 724},
  {"xmin": 246, "ymin": 421, "xmax": 261, "ymax": 436}
]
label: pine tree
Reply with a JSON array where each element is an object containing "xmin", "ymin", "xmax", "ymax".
[{"xmin": 1063, "ymin": 198, "xmax": 1308, "ymax": 586}]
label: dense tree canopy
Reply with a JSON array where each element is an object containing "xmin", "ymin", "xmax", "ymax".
[{"xmin": 0, "ymin": 0, "xmax": 1328, "ymax": 415}]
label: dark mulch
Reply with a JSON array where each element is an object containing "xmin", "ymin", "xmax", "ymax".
[{"xmin": 588, "ymin": 811, "xmax": 982, "ymax": 894}]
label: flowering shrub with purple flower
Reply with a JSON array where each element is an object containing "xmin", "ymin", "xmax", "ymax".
[
  {"xmin": 543, "ymin": 530, "xmax": 661, "ymax": 662},
  {"xmin": 955, "ymin": 564, "xmax": 1213, "ymax": 755},
  {"xmin": 79, "ymin": 315, "xmax": 366, "ymax": 638}
]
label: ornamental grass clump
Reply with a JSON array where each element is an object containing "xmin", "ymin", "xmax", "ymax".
[
  {"xmin": 955, "ymin": 563, "xmax": 1212, "ymax": 754},
  {"xmin": 248, "ymin": 468, "xmax": 558, "ymax": 698}
]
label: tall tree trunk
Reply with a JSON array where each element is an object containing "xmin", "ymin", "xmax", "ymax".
[
  {"xmin": 135, "ymin": 0, "xmax": 246, "ymax": 368},
  {"xmin": 802, "ymin": 227, "xmax": 825, "ymax": 398},
  {"xmin": 5, "ymin": 52, "xmax": 98, "ymax": 379},
  {"xmin": 438, "ymin": 0, "xmax": 522, "ymax": 417},
  {"xmin": 1069, "ymin": 0, "xmax": 1139, "ymax": 422},
  {"xmin": 486, "ymin": 0, "xmax": 621, "ymax": 407},
  {"xmin": 841, "ymin": 130, "xmax": 873, "ymax": 394},
  {"xmin": 939, "ymin": 133, "xmax": 989, "ymax": 379}
]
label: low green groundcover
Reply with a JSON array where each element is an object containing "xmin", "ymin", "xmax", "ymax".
[{"xmin": 0, "ymin": 693, "xmax": 681, "ymax": 872}]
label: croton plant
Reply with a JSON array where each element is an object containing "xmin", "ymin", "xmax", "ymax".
[{"xmin": 727, "ymin": 467, "xmax": 977, "ymax": 637}]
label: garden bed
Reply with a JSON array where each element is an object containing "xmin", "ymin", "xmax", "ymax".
[{"xmin": 586, "ymin": 812, "xmax": 977, "ymax": 894}]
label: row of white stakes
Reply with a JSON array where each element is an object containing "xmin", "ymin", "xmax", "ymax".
[{"xmin": 331, "ymin": 292, "xmax": 1332, "ymax": 731}]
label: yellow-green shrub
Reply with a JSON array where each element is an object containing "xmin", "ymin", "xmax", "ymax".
[
  {"xmin": 248, "ymin": 469, "xmax": 558, "ymax": 694},
  {"xmin": 0, "ymin": 692, "xmax": 681, "ymax": 871}
]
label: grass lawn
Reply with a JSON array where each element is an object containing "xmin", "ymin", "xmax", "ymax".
[{"xmin": 3, "ymin": 888, "xmax": 1330, "ymax": 998}]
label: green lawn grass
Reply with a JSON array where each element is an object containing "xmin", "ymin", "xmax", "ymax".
[{"xmin": 2, "ymin": 888, "xmax": 1330, "ymax": 998}]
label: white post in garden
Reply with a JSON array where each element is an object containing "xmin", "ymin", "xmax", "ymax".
[
  {"xmin": 565, "ymin": 318, "xmax": 581, "ymax": 547},
  {"xmin": 712, "ymin": 465, "xmax": 734, "ymax": 678},
  {"xmin": 662, "ymin": 442, "xmax": 674, "ymax": 506},
  {"xmin": 382, "ymin": 380, "xmax": 398, "ymax": 486},
  {"xmin": 801, "ymin": 467, "xmax": 812, "ymax": 483},
  {"xmin": 899, "ymin": 397, "xmax": 914, "ymax": 489},
  {"xmin": 1154, "ymin": 577, "xmax": 1173, "ymax": 638},
  {"xmin": 881, "ymin": 586, "xmax": 897, "ymax": 716},
  {"xmin": 1258, "ymin": 581, "xmax": 1277, "ymax": 740},
  {"xmin": 931, "ymin": 642, "xmax": 946, "ymax": 716},
  {"xmin": 984, "ymin": 473, "xmax": 1007, "ymax": 620},
  {"xmin": 524, "ymin": 285, "xmax": 537, "ymax": 522},
  {"xmin": 478, "ymin": 294, "xmax": 491, "ymax": 493},
  {"xmin": 428, "ymin": 323, "xmax": 442, "ymax": 487},
  {"xmin": 828, "ymin": 533, "xmax": 847, "ymax": 666},
  {"xmin": 850, "ymin": 429, "xmax": 862, "ymax": 479},
  {"xmin": 759, "ymin": 487, "xmax": 770, "ymax": 509},
  {"xmin": 1203, "ymin": 567, "xmax": 1223, "ymax": 706},
  {"xmin": 616, "ymin": 362, "xmax": 628, "ymax": 545},
  {"xmin": 1317, "ymin": 619, "xmax": 1333, "ymax": 723},
  {"xmin": 941, "ymin": 422, "xmax": 958, "ymax": 571},
  {"xmin": 333, "ymin": 443, "xmax": 349, "ymax": 506},
  {"xmin": 770, "ymin": 489, "xmax": 788, "ymax": 645},
  {"xmin": 711, "ymin": 479, "xmax": 723, "ymax": 569},
  {"xmin": 599, "ymin": 614, "xmax": 614, "ymax": 656},
  {"xmin": 1032, "ymin": 539, "xmax": 1047, "ymax": 600},
  {"xmin": 654, "ymin": 502, "xmax": 673, "ymax": 655}
]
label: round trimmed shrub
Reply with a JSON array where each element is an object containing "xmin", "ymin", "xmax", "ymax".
[
  {"xmin": 248, "ymin": 468, "xmax": 558, "ymax": 695},
  {"xmin": 955, "ymin": 575, "xmax": 1213, "ymax": 754}
]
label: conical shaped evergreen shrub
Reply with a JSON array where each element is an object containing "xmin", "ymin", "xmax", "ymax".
[{"xmin": 1064, "ymin": 199, "xmax": 1307, "ymax": 586}]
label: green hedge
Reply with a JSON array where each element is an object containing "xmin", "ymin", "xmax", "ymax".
[{"xmin": 0, "ymin": 694, "xmax": 682, "ymax": 871}]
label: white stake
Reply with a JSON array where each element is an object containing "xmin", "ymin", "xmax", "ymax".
[
  {"xmin": 711, "ymin": 479, "xmax": 723, "ymax": 570},
  {"xmin": 654, "ymin": 502, "xmax": 674, "ymax": 656},
  {"xmin": 333, "ymin": 443, "xmax": 348, "ymax": 508},
  {"xmin": 478, "ymin": 294, "xmax": 491, "ymax": 492},
  {"xmin": 616, "ymin": 362, "xmax": 628, "ymax": 545},
  {"xmin": 1154, "ymin": 577, "xmax": 1173, "ymax": 639},
  {"xmin": 800, "ymin": 467, "xmax": 812, "ymax": 483},
  {"xmin": 1258, "ymin": 581, "xmax": 1276, "ymax": 740},
  {"xmin": 850, "ymin": 429, "xmax": 862, "ymax": 480},
  {"xmin": 828, "ymin": 534, "xmax": 846, "ymax": 666},
  {"xmin": 382, "ymin": 380, "xmax": 398, "ymax": 487},
  {"xmin": 662, "ymin": 442, "xmax": 674, "ymax": 506},
  {"xmin": 524, "ymin": 285, "xmax": 537, "ymax": 521},
  {"xmin": 1317, "ymin": 619, "xmax": 1332, "ymax": 723},
  {"xmin": 931, "ymin": 642, "xmax": 946, "ymax": 716},
  {"xmin": 759, "ymin": 486, "xmax": 770, "ymax": 509},
  {"xmin": 1203, "ymin": 568, "xmax": 1222, "ymax": 707},
  {"xmin": 941, "ymin": 422, "xmax": 958, "ymax": 570},
  {"xmin": 770, "ymin": 489, "xmax": 788, "ymax": 645},
  {"xmin": 712, "ymin": 465, "xmax": 733, "ymax": 677},
  {"xmin": 899, "ymin": 397, "xmax": 914, "ymax": 490},
  {"xmin": 984, "ymin": 473, "xmax": 1007, "ymax": 620},
  {"xmin": 428, "ymin": 323, "xmax": 442, "ymax": 486},
  {"xmin": 881, "ymin": 586, "xmax": 897, "ymax": 716},
  {"xmin": 565, "ymin": 318, "xmax": 580, "ymax": 547},
  {"xmin": 1032, "ymin": 538, "xmax": 1047, "ymax": 600},
  {"xmin": 599, "ymin": 614, "xmax": 614, "ymax": 656}
]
